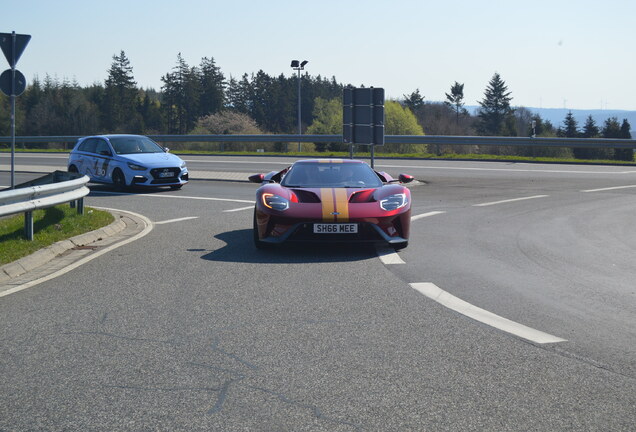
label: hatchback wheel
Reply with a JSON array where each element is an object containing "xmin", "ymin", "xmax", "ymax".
[{"xmin": 112, "ymin": 169, "xmax": 127, "ymax": 191}]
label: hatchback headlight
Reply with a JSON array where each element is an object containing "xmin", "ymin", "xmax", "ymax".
[
  {"xmin": 180, "ymin": 161, "xmax": 187, "ymax": 169},
  {"xmin": 262, "ymin": 193, "xmax": 290, "ymax": 211},
  {"xmin": 380, "ymin": 193, "xmax": 408, "ymax": 211},
  {"xmin": 127, "ymin": 162, "xmax": 147, "ymax": 171}
]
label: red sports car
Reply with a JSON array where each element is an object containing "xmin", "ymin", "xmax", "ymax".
[{"xmin": 249, "ymin": 159, "xmax": 414, "ymax": 249}]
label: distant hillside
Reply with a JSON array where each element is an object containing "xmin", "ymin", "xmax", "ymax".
[{"xmin": 466, "ymin": 106, "xmax": 635, "ymax": 138}]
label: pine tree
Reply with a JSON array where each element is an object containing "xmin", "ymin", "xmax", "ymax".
[
  {"xmin": 582, "ymin": 115, "xmax": 599, "ymax": 138},
  {"xmin": 613, "ymin": 118, "xmax": 633, "ymax": 161},
  {"xmin": 477, "ymin": 73, "xmax": 514, "ymax": 136},
  {"xmin": 198, "ymin": 57, "xmax": 225, "ymax": 116},
  {"xmin": 104, "ymin": 51, "xmax": 140, "ymax": 132},
  {"xmin": 620, "ymin": 118, "xmax": 632, "ymax": 139},
  {"xmin": 444, "ymin": 82, "xmax": 467, "ymax": 123},
  {"xmin": 559, "ymin": 111, "xmax": 580, "ymax": 138},
  {"xmin": 403, "ymin": 89, "xmax": 425, "ymax": 113},
  {"xmin": 161, "ymin": 54, "xmax": 201, "ymax": 134},
  {"xmin": 574, "ymin": 115, "xmax": 601, "ymax": 159}
]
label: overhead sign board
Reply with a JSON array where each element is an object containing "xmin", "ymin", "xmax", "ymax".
[
  {"xmin": 343, "ymin": 87, "xmax": 385, "ymax": 146},
  {"xmin": 0, "ymin": 32, "xmax": 31, "ymax": 68}
]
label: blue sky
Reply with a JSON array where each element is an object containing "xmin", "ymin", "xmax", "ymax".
[{"xmin": 3, "ymin": 0, "xmax": 635, "ymax": 110}]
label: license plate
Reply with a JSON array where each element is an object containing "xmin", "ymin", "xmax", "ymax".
[
  {"xmin": 159, "ymin": 171, "xmax": 174, "ymax": 178},
  {"xmin": 313, "ymin": 223, "xmax": 358, "ymax": 234}
]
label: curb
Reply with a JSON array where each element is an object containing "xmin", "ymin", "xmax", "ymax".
[{"xmin": 0, "ymin": 211, "xmax": 127, "ymax": 283}]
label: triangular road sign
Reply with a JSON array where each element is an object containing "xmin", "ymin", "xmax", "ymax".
[{"xmin": 0, "ymin": 32, "xmax": 31, "ymax": 68}]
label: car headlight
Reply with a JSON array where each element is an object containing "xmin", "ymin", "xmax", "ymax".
[
  {"xmin": 127, "ymin": 162, "xmax": 147, "ymax": 171},
  {"xmin": 380, "ymin": 193, "xmax": 408, "ymax": 211},
  {"xmin": 262, "ymin": 193, "xmax": 290, "ymax": 211},
  {"xmin": 180, "ymin": 161, "xmax": 187, "ymax": 169}
]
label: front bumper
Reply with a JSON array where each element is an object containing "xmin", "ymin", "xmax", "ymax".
[
  {"xmin": 130, "ymin": 168, "xmax": 189, "ymax": 187},
  {"xmin": 255, "ymin": 209, "xmax": 411, "ymax": 246}
]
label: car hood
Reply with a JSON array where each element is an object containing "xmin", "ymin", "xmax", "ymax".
[{"xmin": 118, "ymin": 152, "xmax": 184, "ymax": 168}]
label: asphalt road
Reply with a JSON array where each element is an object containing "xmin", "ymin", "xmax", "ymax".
[{"xmin": 1, "ymin": 154, "xmax": 635, "ymax": 431}]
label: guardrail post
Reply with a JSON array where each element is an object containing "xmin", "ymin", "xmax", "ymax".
[
  {"xmin": 24, "ymin": 211, "xmax": 33, "ymax": 241},
  {"xmin": 77, "ymin": 198, "xmax": 84, "ymax": 215}
]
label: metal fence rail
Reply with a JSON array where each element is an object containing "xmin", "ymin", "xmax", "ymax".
[
  {"xmin": 0, "ymin": 171, "xmax": 90, "ymax": 240},
  {"xmin": 1, "ymin": 134, "xmax": 636, "ymax": 149}
]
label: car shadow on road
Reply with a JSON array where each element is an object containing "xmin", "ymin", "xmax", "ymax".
[
  {"xmin": 197, "ymin": 229, "xmax": 378, "ymax": 264},
  {"xmin": 87, "ymin": 184, "xmax": 178, "ymax": 195}
]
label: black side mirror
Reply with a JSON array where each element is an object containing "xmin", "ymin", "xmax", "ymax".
[
  {"xmin": 399, "ymin": 174, "xmax": 414, "ymax": 184},
  {"xmin": 249, "ymin": 173, "xmax": 265, "ymax": 183}
]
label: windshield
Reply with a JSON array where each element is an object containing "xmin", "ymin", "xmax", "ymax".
[
  {"xmin": 110, "ymin": 136, "xmax": 164, "ymax": 155},
  {"xmin": 281, "ymin": 162, "xmax": 383, "ymax": 188}
]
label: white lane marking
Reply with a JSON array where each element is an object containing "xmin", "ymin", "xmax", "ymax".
[
  {"xmin": 582, "ymin": 184, "xmax": 636, "ymax": 193},
  {"xmin": 473, "ymin": 195, "xmax": 549, "ymax": 207},
  {"xmin": 155, "ymin": 216, "xmax": 199, "ymax": 225},
  {"xmin": 411, "ymin": 211, "xmax": 446, "ymax": 221},
  {"xmin": 376, "ymin": 247, "xmax": 405, "ymax": 265},
  {"xmin": 0, "ymin": 208, "xmax": 153, "ymax": 298},
  {"xmin": 223, "ymin": 206, "xmax": 254, "ymax": 213},
  {"xmin": 90, "ymin": 191, "xmax": 254, "ymax": 204},
  {"xmin": 376, "ymin": 163, "xmax": 636, "ymax": 175},
  {"xmin": 410, "ymin": 283, "xmax": 567, "ymax": 344}
]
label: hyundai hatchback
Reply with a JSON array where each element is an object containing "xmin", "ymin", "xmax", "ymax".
[{"xmin": 68, "ymin": 134, "xmax": 188, "ymax": 190}]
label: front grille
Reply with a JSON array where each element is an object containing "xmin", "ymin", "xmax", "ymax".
[{"xmin": 150, "ymin": 167, "xmax": 180, "ymax": 180}]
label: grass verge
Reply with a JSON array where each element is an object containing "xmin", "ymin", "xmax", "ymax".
[{"xmin": 0, "ymin": 205, "xmax": 114, "ymax": 265}]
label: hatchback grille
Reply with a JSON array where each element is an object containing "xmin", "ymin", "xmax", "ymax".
[{"xmin": 150, "ymin": 167, "xmax": 180, "ymax": 180}]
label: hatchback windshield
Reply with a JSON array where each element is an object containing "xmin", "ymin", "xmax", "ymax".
[
  {"xmin": 281, "ymin": 162, "xmax": 383, "ymax": 188},
  {"xmin": 110, "ymin": 136, "xmax": 164, "ymax": 155}
]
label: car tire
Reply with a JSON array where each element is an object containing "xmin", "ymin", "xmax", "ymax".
[
  {"xmin": 68, "ymin": 165, "xmax": 78, "ymax": 173},
  {"xmin": 112, "ymin": 169, "xmax": 127, "ymax": 191}
]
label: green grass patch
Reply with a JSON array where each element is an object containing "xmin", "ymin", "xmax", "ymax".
[{"xmin": 0, "ymin": 205, "xmax": 114, "ymax": 265}]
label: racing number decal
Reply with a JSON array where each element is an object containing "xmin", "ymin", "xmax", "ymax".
[
  {"xmin": 320, "ymin": 189, "xmax": 349, "ymax": 222},
  {"xmin": 101, "ymin": 159, "xmax": 110, "ymax": 177},
  {"xmin": 93, "ymin": 159, "xmax": 110, "ymax": 177}
]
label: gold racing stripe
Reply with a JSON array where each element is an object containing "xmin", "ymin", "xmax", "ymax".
[
  {"xmin": 320, "ymin": 188, "xmax": 336, "ymax": 221},
  {"xmin": 334, "ymin": 189, "xmax": 349, "ymax": 222}
]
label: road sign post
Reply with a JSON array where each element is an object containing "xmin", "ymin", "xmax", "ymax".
[
  {"xmin": 343, "ymin": 87, "xmax": 384, "ymax": 168},
  {"xmin": 0, "ymin": 31, "xmax": 31, "ymax": 189}
]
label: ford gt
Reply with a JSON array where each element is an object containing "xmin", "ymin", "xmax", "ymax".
[{"xmin": 249, "ymin": 159, "xmax": 414, "ymax": 249}]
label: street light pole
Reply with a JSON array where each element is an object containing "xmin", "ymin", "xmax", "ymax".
[{"xmin": 291, "ymin": 60, "xmax": 308, "ymax": 153}]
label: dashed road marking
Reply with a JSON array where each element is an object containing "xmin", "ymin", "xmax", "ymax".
[
  {"xmin": 473, "ymin": 195, "xmax": 549, "ymax": 207},
  {"xmin": 581, "ymin": 184, "xmax": 636, "ymax": 193},
  {"xmin": 410, "ymin": 282, "xmax": 567, "ymax": 344},
  {"xmin": 223, "ymin": 206, "xmax": 255, "ymax": 213},
  {"xmin": 376, "ymin": 247, "xmax": 405, "ymax": 264},
  {"xmin": 411, "ymin": 211, "xmax": 446, "ymax": 221},
  {"xmin": 155, "ymin": 216, "xmax": 199, "ymax": 225}
]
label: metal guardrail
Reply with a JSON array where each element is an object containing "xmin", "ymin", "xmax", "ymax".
[
  {"xmin": 0, "ymin": 171, "xmax": 90, "ymax": 240},
  {"xmin": 1, "ymin": 134, "xmax": 636, "ymax": 149}
]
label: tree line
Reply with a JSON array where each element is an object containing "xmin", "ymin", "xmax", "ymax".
[{"xmin": 0, "ymin": 51, "xmax": 632, "ymax": 159}]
